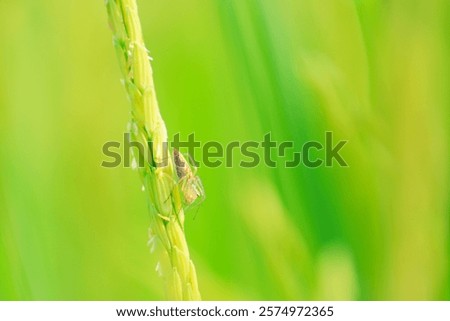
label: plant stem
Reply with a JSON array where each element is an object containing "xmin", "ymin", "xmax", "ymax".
[{"xmin": 105, "ymin": 0, "xmax": 201, "ymax": 300}]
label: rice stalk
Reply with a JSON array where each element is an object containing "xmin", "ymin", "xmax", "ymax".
[{"xmin": 105, "ymin": 0, "xmax": 201, "ymax": 300}]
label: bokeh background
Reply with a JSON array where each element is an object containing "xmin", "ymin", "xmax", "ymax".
[{"xmin": 0, "ymin": 0, "xmax": 449, "ymax": 300}]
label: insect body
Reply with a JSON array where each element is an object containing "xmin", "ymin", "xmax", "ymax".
[{"xmin": 173, "ymin": 149, "xmax": 205, "ymax": 208}]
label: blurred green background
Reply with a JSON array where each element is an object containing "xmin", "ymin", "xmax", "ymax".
[{"xmin": 0, "ymin": 0, "xmax": 449, "ymax": 300}]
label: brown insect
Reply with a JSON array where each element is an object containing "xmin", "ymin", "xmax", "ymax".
[{"xmin": 173, "ymin": 149, "xmax": 205, "ymax": 208}]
